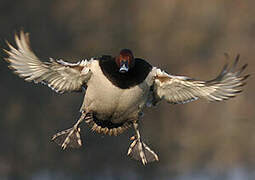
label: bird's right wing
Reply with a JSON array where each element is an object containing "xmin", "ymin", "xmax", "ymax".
[{"xmin": 4, "ymin": 31, "xmax": 93, "ymax": 93}]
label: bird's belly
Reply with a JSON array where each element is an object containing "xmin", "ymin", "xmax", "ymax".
[
  {"xmin": 84, "ymin": 84, "xmax": 148, "ymax": 123},
  {"xmin": 82, "ymin": 72, "xmax": 150, "ymax": 124}
]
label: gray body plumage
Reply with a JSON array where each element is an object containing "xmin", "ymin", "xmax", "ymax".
[{"xmin": 81, "ymin": 60, "xmax": 153, "ymax": 124}]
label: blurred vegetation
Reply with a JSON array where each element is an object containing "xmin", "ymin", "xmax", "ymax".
[{"xmin": 0, "ymin": 0, "xmax": 254, "ymax": 179}]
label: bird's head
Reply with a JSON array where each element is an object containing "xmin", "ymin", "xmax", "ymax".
[{"xmin": 115, "ymin": 49, "xmax": 135, "ymax": 73}]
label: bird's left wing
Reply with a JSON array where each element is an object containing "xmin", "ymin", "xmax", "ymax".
[
  {"xmin": 152, "ymin": 55, "xmax": 249, "ymax": 104},
  {"xmin": 4, "ymin": 31, "xmax": 93, "ymax": 93}
]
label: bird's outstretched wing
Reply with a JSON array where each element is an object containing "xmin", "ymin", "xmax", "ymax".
[
  {"xmin": 4, "ymin": 31, "xmax": 93, "ymax": 93},
  {"xmin": 152, "ymin": 55, "xmax": 249, "ymax": 104}
]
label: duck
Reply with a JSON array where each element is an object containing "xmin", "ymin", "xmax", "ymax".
[{"xmin": 3, "ymin": 31, "xmax": 249, "ymax": 165}]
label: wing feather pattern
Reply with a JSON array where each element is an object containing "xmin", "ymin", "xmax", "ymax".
[
  {"xmin": 4, "ymin": 31, "xmax": 93, "ymax": 93},
  {"xmin": 153, "ymin": 55, "xmax": 249, "ymax": 104}
]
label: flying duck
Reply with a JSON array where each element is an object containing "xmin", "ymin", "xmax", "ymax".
[{"xmin": 4, "ymin": 31, "xmax": 249, "ymax": 165}]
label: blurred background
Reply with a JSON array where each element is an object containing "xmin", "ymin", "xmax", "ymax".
[{"xmin": 0, "ymin": 0, "xmax": 254, "ymax": 179}]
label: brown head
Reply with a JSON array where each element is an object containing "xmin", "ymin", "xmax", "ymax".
[{"xmin": 115, "ymin": 49, "xmax": 135, "ymax": 73}]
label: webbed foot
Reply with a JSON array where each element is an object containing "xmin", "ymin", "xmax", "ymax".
[
  {"xmin": 127, "ymin": 122, "xmax": 159, "ymax": 165},
  {"xmin": 51, "ymin": 127, "xmax": 82, "ymax": 149},
  {"xmin": 127, "ymin": 136, "xmax": 159, "ymax": 165},
  {"xmin": 51, "ymin": 112, "xmax": 91, "ymax": 149}
]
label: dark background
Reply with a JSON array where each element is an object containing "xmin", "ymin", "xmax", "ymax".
[{"xmin": 0, "ymin": 0, "xmax": 254, "ymax": 179}]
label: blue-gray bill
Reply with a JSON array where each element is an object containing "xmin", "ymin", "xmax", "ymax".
[{"xmin": 119, "ymin": 61, "xmax": 129, "ymax": 73}]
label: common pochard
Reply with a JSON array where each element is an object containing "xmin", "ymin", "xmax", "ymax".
[{"xmin": 4, "ymin": 31, "xmax": 249, "ymax": 165}]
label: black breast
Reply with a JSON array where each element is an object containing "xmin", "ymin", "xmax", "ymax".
[{"xmin": 99, "ymin": 55, "xmax": 152, "ymax": 89}]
